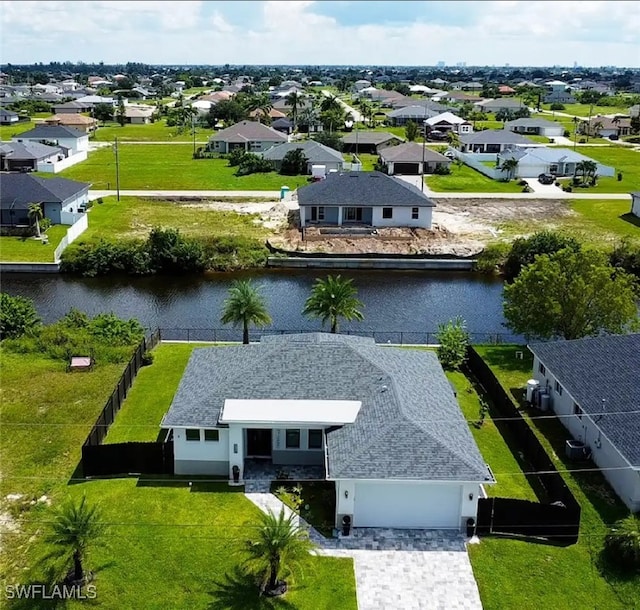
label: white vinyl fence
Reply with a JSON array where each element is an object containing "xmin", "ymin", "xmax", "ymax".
[
  {"xmin": 37, "ymin": 151, "xmax": 88, "ymax": 174},
  {"xmin": 53, "ymin": 213, "xmax": 88, "ymax": 262}
]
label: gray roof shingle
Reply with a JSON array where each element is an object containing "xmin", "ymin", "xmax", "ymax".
[
  {"xmin": 296, "ymin": 171, "xmax": 436, "ymax": 207},
  {"xmin": 460, "ymin": 129, "xmax": 533, "ymax": 146},
  {"xmin": 379, "ymin": 142, "xmax": 451, "ymax": 164},
  {"xmin": 0, "ymin": 174, "xmax": 90, "ymax": 209},
  {"xmin": 0, "ymin": 140, "xmax": 62, "ymax": 160},
  {"xmin": 341, "ymin": 131, "xmax": 404, "ymax": 145},
  {"xmin": 15, "ymin": 125, "xmax": 87, "ymax": 139},
  {"xmin": 529, "ymin": 334, "xmax": 640, "ymax": 467},
  {"xmin": 261, "ymin": 141, "xmax": 343, "ymax": 164},
  {"xmin": 210, "ymin": 120, "xmax": 288, "ymax": 144},
  {"xmin": 162, "ymin": 333, "xmax": 490, "ymax": 482}
]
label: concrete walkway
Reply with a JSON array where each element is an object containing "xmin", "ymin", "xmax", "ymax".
[{"xmin": 244, "ymin": 485, "xmax": 482, "ymax": 610}]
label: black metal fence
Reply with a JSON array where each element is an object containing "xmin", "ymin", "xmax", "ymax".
[
  {"xmin": 83, "ymin": 329, "xmax": 161, "ymax": 447},
  {"xmin": 157, "ymin": 327, "xmax": 524, "ymax": 345},
  {"xmin": 82, "ymin": 441, "xmax": 174, "ymax": 477},
  {"xmin": 467, "ymin": 346, "xmax": 581, "ymax": 544}
]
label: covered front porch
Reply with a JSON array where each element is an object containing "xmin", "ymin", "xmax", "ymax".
[{"xmin": 303, "ymin": 205, "xmax": 374, "ymax": 227}]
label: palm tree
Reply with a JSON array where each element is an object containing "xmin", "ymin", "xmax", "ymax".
[
  {"xmin": 285, "ymin": 91, "xmax": 304, "ymax": 130},
  {"xmin": 28, "ymin": 202, "xmax": 43, "ymax": 238},
  {"xmin": 221, "ymin": 279, "xmax": 272, "ymax": 344},
  {"xmin": 319, "ymin": 95, "xmax": 342, "ymax": 114},
  {"xmin": 499, "ymin": 158, "xmax": 519, "ymax": 181},
  {"xmin": 582, "ymin": 160, "xmax": 598, "ymax": 185},
  {"xmin": 590, "ymin": 119, "xmax": 604, "ymax": 140},
  {"xmin": 45, "ymin": 496, "xmax": 105, "ymax": 584},
  {"xmin": 303, "ymin": 275, "xmax": 364, "ymax": 334},
  {"xmin": 446, "ymin": 130, "xmax": 461, "ymax": 149},
  {"xmin": 574, "ymin": 160, "xmax": 587, "ymax": 185},
  {"xmin": 241, "ymin": 507, "xmax": 316, "ymax": 596}
]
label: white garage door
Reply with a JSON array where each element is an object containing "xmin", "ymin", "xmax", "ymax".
[{"xmin": 354, "ymin": 482, "xmax": 461, "ymax": 528}]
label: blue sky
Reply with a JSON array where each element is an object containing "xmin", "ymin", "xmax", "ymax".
[{"xmin": 1, "ymin": 1, "xmax": 638, "ymax": 67}]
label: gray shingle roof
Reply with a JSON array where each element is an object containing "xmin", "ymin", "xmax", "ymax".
[
  {"xmin": 0, "ymin": 174, "xmax": 90, "ymax": 209},
  {"xmin": 296, "ymin": 171, "xmax": 435, "ymax": 207},
  {"xmin": 209, "ymin": 120, "xmax": 288, "ymax": 144},
  {"xmin": 16, "ymin": 125, "xmax": 87, "ymax": 139},
  {"xmin": 261, "ymin": 141, "xmax": 343, "ymax": 164},
  {"xmin": 505, "ymin": 118, "xmax": 562, "ymax": 129},
  {"xmin": 529, "ymin": 334, "xmax": 640, "ymax": 467},
  {"xmin": 460, "ymin": 129, "xmax": 533, "ymax": 146},
  {"xmin": 0, "ymin": 140, "xmax": 62, "ymax": 160},
  {"xmin": 162, "ymin": 333, "xmax": 491, "ymax": 482},
  {"xmin": 379, "ymin": 142, "xmax": 451, "ymax": 164},
  {"xmin": 341, "ymin": 131, "xmax": 404, "ymax": 145},
  {"xmin": 387, "ymin": 105, "xmax": 440, "ymax": 119}
]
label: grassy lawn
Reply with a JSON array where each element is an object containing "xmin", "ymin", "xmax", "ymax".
[
  {"xmin": 574, "ymin": 146, "xmax": 640, "ymax": 192},
  {"xmin": 540, "ymin": 103, "xmax": 620, "ymax": 117},
  {"xmin": 426, "ymin": 162, "xmax": 522, "ymax": 193},
  {"xmin": 91, "ymin": 119, "xmax": 212, "ymax": 143},
  {"xmin": 468, "ymin": 346, "xmax": 639, "ymax": 610},
  {"xmin": 58, "ymin": 144, "xmax": 310, "ymax": 191},
  {"xmin": 1, "ymin": 345, "xmax": 357, "ymax": 608},
  {"xmin": 80, "ymin": 196, "xmax": 270, "ymax": 242},
  {"xmin": 0, "ymin": 225, "xmax": 68, "ymax": 262},
  {"xmin": 343, "ymin": 152, "xmax": 378, "ymax": 171}
]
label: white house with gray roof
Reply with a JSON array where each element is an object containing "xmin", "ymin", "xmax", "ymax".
[
  {"xmin": 379, "ymin": 142, "xmax": 451, "ymax": 175},
  {"xmin": 161, "ymin": 333, "xmax": 494, "ymax": 529},
  {"xmin": 529, "ymin": 334, "xmax": 640, "ymax": 512},
  {"xmin": 297, "ymin": 171, "xmax": 435, "ymax": 229},
  {"xmin": 208, "ymin": 120, "xmax": 288, "ymax": 153},
  {"xmin": 458, "ymin": 129, "xmax": 534, "ymax": 153},
  {"xmin": 260, "ymin": 141, "xmax": 344, "ymax": 174},
  {"xmin": 497, "ymin": 147, "xmax": 615, "ymax": 178},
  {"xmin": 504, "ymin": 118, "xmax": 565, "ymax": 138},
  {"xmin": 13, "ymin": 125, "xmax": 89, "ymax": 156},
  {"xmin": 631, "ymin": 192, "xmax": 640, "ymax": 217}
]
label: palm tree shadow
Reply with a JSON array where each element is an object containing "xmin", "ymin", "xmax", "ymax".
[{"xmin": 208, "ymin": 567, "xmax": 297, "ymax": 610}]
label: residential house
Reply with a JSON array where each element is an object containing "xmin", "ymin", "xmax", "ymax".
[
  {"xmin": 386, "ymin": 105, "xmax": 440, "ymax": 127},
  {"xmin": 124, "ymin": 106, "xmax": 155, "ymax": 124},
  {"xmin": 528, "ymin": 334, "xmax": 640, "ymax": 512},
  {"xmin": 208, "ymin": 120, "xmax": 287, "ymax": 154},
  {"xmin": 52, "ymin": 100, "xmax": 92, "ymax": 114},
  {"xmin": 248, "ymin": 108, "xmax": 287, "ymax": 121},
  {"xmin": 498, "ymin": 85, "xmax": 516, "ymax": 95},
  {"xmin": 271, "ymin": 117, "xmax": 294, "ymax": 135},
  {"xmin": 0, "ymin": 141, "xmax": 64, "ymax": 172},
  {"xmin": 631, "ymin": 192, "xmax": 640, "ymax": 217},
  {"xmin": 358, "ymin": 88, "xmax": 404, "ymax": 106},
  {"xmin": 628, "ymin": 105, "xmax": 640, "ymax": 118},
  {"xmin": 458, "ymin": 129, "xmax": 533, "ymax": 153},
  {"xmin": 74, "ymin": 95, "xmax": 116, "ymax": 107},
  {"xmin": 261, "ymin": 141, "xmax": 344, "ymax": 174},
  {"xmin": 504, "ymin": 117, "xmax": 565, "ymax": 138},
  {"xmin": 0, "ymin": 173, "xmax": 89, "ymax": 226},
  {"xmin": 439, "ymin": 92, "xmax": 483, "ymax": 104},
  {"xmin": 425, "ymin": 112, "xmax": 473, "ymax": 135},
  {"xmin": 497, "ymin": 147, "xmax": 616, "ymax": 178},
  {"xmin": 474, "ymin": 98, "xmax": 527, "ymax": 114},
  {"xmin": 297, "ymin": 171, "xmax": 434, "ymax": 229},
  {"xmin": 544, "ymin": 80, "xmax": 576, "ymax": 104},
  {"xmin": 341, "ymin": 131, "xmax": 404, "ymax": 154},
  {"xmin": 352, "ymin": 79, "xmax": 372, "ymax": 92},
  {"xmin": 44, "ymin": 114, "xmax": 97, "ymax": 133},
  {"xmin": 161, "ymin": 333, "xmax": 494, "ymax": 529},
  {"xmin": 13, "ymin": 125, "xmax": 89, "ymax": 156},
  {"xmin": 580, "ymin": 116, "xmax": 632, "ymax": 138},
  {"xmin": 378, "ymin": 143, "xmax": 451, "ymax": 175},
  {"xmin": 0, "ymin": 109, "xmax": 20, "ymax": 125}
]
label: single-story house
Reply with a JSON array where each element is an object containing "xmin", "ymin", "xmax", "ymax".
[
  {"xmin": 73, "ymin": 95, "xmax": 116, "ymax": 107},
  {"xmin": 631, "ymin": 192, "xmax": 640, "ymax": 217},
  {"xmin": 208, "ymin": 120, "xmax": 288, "ymax": 154},
  {"xmin": 379, "ymin": 142, "xmax": 451, "ymax": 175},
  {"xmin": 0, "ymin": 173, "xmax": 89, "ymax": 226},
  {"xmin": 44, "ymin": 114, "xmax": 97, "ymax": 133},
  {"xmin": 341, "ymin": 131, "xmax": 404, "ymax": 154},
  {"xmin": 13, "ymin": 125, "xmax": 89, "ymax": 156},
  {"xmin": 161, "ymin": 333, "xmax": 494, "ymax": 529},
  {"xmin": 580, "ymin": 116, "xmax": 632, "ymax": 138},
  {"xmin": 271, "ymin": 117, "xmax": 294, "ymax": 135},
  {"xmin": 0, "ymin": 109, "xmax": 20, "ymax": 125},
  {"xmin": 505, "ymin": 118, "xmax": 564, "ymax": 138},
  {"xmin": 425, "ymin": 112, "xmax": 473, "ymax": 134},
  {"xmin": 474, "ymin": 98, "xmax": 526, "ymax": 114},
  {"xmin": 124, "ymin": 106, "xmax": 155, "ymax": 124},
  {"xmin": 249, "ymin": 107, "xmax": 287, "ymax": 121},
  {"xmin": 386, "ymin": 105, "xmax": 440, "ymax": 126},
  {"xmin": 358, "ymin": 88, "xmax": 404, "ymax": 105},
  {"xmin": 458, "ymin": 129, "xmax": 533, "ymax": 153},
  {"xmin": 498, "ymin": 85, "xmax": 516, "ymax": 95},
  {"xmin": 352, "ymin": 79, "xmax": 372, "ymax": 92},
  {"xmin": 497, "ymin": 147, "xmax": 616, "ymax": 178},
  {"xmin": 439, "ymin": 92, "xmax": 483, "ymax": 104},
  {"xmin": 261, "ymin": 141, "xmax": 343, "ymax": 174},
  {"xmin": 0, "ymin": 141, "xmax": 64, "ymax": 172},
  {"xmin": 528, "ymin": 334, "xmax": 640, "ymax": 512},
  {"xmin": 52, "ymin": 100, "xmax": 92, "ymax": 114},
  {"xmin": 297, "ymin": 171, "xmax": 435, "ymax": 229},
  {"xmin": 543, "ymin": 81, "xmax": 576, "ymax": 104},
  {"xmin": 628, "ymin": 105, "xmax": 640, "ymax": 118}
]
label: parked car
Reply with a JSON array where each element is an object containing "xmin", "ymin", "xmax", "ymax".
[
  {"xmin": 609, "ymin": 134, "xmax": 619, "ymax": 141},
  {"xmin": 538, "ymin": 173, "xmax": 555, "ymax": 185},
  {"xmin": 428, "ymin": 130, "xmax": 447, "ymax": 141}
]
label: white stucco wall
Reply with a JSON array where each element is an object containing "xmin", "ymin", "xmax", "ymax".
[
  {"xmin": 173, "ymin": 427, "xmax": 230, "ymax": 476},
  {"xmin": 370, "ymin": 206, "xmax": 432, "ymax": 229},
  {"xmin": 632, "ymin": 195, "xmax": 640, "ymax": 217},
  {"xmin": 532, "ymin": 356, "xmax": 640, "ymax": 512}
]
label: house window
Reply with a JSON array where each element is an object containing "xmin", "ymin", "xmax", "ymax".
[
  {"xmin": 185, "ymin": 429, "xmax": 200, "ymax": 441},
  {"xmin": 204, "ymin": 429, "xmax": 219, "ymax": 442},
  {"xmin": 318, "ymin": 206, "xmax": 325, "ymax": 220},
  {"xmin": 573, "ymin": 403, "xmax": 583, "ymax": 419},
  {"xmin": 250, "ymin": 141, "xmax": 261, "ymax": 151},
  {"xmin": 411, "ymin": 207, "xmax": 419, "ymax": 220},
  {"xmin": 554, "ymin": 380, "xmax": 563, "ymax": 396},
  {"xmin": 286, "ymin": 429, "xmax": 300, "ymax": 449},
  {"xmin": 308, "ymin": 429, "xmax": 323, "ymax": 449},
  {"xmin": 344, "ymin": 207, "xmax": 362, "ymax": 222},
  {"xmin": 382, "ymin": 207, "xmax": 393, "ymax": 219},
  {"xmin": 538, "ymin": 363, "xmax": 546, "ymax": 376}
]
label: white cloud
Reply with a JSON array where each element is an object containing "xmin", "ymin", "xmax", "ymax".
[{"xmin": 0, "ymin": 0, "xmax": 637, "ymax": 66}]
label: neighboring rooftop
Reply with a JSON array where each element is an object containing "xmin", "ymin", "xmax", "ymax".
[
  {"xmin": 341, "ymin": 131, "xmax": 404, "ymax": 145},
  {"xmin": 460, "ymin": 129, "xmax": 534, "ymax": 145},
  {"xmin": 379, "ymin": 142, "xmax": 451, "ymax": 163},
  {"xmin": 261, "ymin": 140, "xmax": 343, "ymax": 163},
  {"xmin": 0, "ymin": 173, "xmax": 90, "ymax": 208},
  {"xmin": 14, "ymin": 124, "xmax": 87, "ymax": 139},
  {"xmin": 209, "ymin": 120, "xmax": 288, "ymax": 143}
]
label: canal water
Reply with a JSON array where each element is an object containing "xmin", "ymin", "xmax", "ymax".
[{"xmin": 1, "ymin": 269, "xmax": 518, "ymax": 343}]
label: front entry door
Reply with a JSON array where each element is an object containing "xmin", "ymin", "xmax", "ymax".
[{"xmin": 246, "ymin": 429, "xmax": 272, "ymax": 457}]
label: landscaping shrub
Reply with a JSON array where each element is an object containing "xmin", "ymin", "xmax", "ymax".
[
  {"xmin": 603, "ymin": 515, "xmax": 640, "ymax": 573},
  {"xmin": 227, "ymin": 148, "xmax": 246, "ymax": 167},
  {"xmin": 235, "ymin": 152, "xmax": 273, "ymax": 176},
  {"xmin": 204, "ymin": 235, "xmax": 269, "ymax": 271},
  {"xmin": 147, "ymin": 227, "xmax": 205, "ymax": 273},
  {"xmin": 610, "ymin": 238, "xmax": 640, "ymax": 279},
  {"xmin": 550, "ymin": 103, "xmax": 565, "ymax": 110},
  {"xmin": 0, "ymin": 293, "xmax": 41, "ymax": 340},
  {"xmin": 436, "ymin": 317, "xmax": 470, "ymax": 370},
  {"xmin": 475, "ymin": 242, "xmax": 510, "ymax": 274},
  {"xmin": 141, "ymin": 351, "xmax": 154, "ymax": 366},
  {"xmin": 434, "ymin": 164, "xmax": 451, "ymax": 175}
]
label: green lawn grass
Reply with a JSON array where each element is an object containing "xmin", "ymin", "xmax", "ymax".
[
  {"xmin": 58, "ymin": 144, "xmax": 310, "ymax": 190},
  {"xmin": 426, "ymin": 162, "xmax": 522, "ymax": 193},
  {"xmin": 80, "ymin": 196, "xmax": 270, "ymax": 242},
  {"xmin": 343, "ymin": 152, "xmax": 378, "ymax": 171},
  {"xmin": 0, "ymin": 225, "xmax": 67, "ymax": 262},
  {"xmin": 1, "ymin": 345, "xmax": 357, "ymax": 608},
  {"xmin": 540, "ymin": 103, "xmax": 621, "ymax": 117},
  {"xmin": 573, "ymin": 146, "xmax": 640, "ymax": 192},
  {"xmin": 468, "ymin": 346, "xmax": 639, "ymax": 610},
  {"xmin": 91, "ymin": 119, "xmax": 212, "ymax": 142}
]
